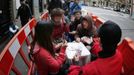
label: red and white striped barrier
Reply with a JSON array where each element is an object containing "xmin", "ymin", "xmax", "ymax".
[
  {"xmin": 0, "ymin": 18, "xmax": 36, "ymax": 75},
  {"xmin": 40, "ymin": 11, "xmax": 49, "ymax": 20},
  {"xmin": 0, "ymin": 11, "xmax": 49, "ymax": 75},
  {"xmin": 3, "ymin": 10, "xmax": 133, "ymax": 75},
  {"xmin": 91, "ymin": 14, "xmax": 98, "ymax": 22},
  {"xmin": 94, "ymin": 17, "xmax": 105, "ymax": 28},
  {"xmin": 117, "ymin": 37, "xmax": 134, "ymax": 75}
]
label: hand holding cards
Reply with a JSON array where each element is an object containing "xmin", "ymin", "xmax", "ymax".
[
  {"xmin": 81, "ymin": 36, "xmax": 93, "ymax": 45},
  {"xmin": 66, "ymin": 42, "xmax": 90, "ymax": 59}
]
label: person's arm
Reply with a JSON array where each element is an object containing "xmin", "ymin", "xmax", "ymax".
[
  {"xmin": 74, "ymin": 28, "xmax": 80, "ymax": 42},
  {"xmin": 75, "ymin": 25, "xmax": 81, "ymax": 42},
  {"xmin": 69, "ymin": 21, "xmax": 74, "ymax": 31},
  {"xmin": 49, "ymin": 47, "xmax": 66, "ymax": 74},
  {"xmin": 92, "ymin": 25, "xmax": 98, "ymax": 37},
  {"xmin": 53, "ymin": 42, "xmax": 63, "ymax": 51},
  {"xmin": 91, "ymin": 38, "xmax": 101, "ymax": 56},
  {"xmin": 68, "ymin": 65, "xmax": 81, "ymax": 75},
  {"xmin": 40, "ymin": 48, "xmax": 66, "ymax": 74},
  {"xmin": 69, "ymin": 31, "xmax": 77, "ymax": 35},
  {"xmin": 68, "ymin": 62, "xmax": 97, "ymax": 75},
  {"xmin": 75, "ymin": 34, "xmax": 81, "ymax": 42}
]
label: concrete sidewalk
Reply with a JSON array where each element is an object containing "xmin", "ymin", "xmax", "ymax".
[{"xmin": 82, "ymin": 6, "xmax": 134, "ymax": 40}]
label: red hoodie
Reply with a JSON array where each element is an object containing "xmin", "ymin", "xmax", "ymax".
[
  {"xmin": 52, "ymin": 23, "xmax": 69, "ymax": 39},
  {"xmin": 33, "ymin": 44, "xmax": 66, "ymax": 75},
  {"xmin": 68, "ymin": 50, "xmax": 123, "ymax": 75}
]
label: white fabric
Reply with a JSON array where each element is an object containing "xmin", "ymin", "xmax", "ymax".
[{"xmin": 66, "ymin": 42, "xmax": 90, "ymax": 59}]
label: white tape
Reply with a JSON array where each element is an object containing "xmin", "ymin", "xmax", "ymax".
[
  {"xmin": 97, "ymin": 17, "xmax": 105, "ymax": 23},
  {"xmin": 24, "ymin": 24, "xmax": 31, "ymax": 37},
  {"xmin": 9, "ymin": 39, "xmax": 21, "ymax": 58}
]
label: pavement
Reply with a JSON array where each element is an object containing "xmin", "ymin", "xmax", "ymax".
[
  {"xmin": 0, "ymin": 38, "xmax": 11, "ymax": 52},
  {"xmin": 82, "ymin": 6, "xmax": 134, "ymax": 41}
]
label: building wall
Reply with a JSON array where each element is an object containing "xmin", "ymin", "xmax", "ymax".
[{"xmin": 132, "ymin": 0, "xmax": 134, "ymax": 19}]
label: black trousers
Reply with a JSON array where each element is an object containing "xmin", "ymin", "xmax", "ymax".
[{"xmin": 21, "ymin": 19, "xmax": 29, "ymax": 27}]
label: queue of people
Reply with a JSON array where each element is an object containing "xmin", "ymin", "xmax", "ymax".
[{"xmin": 28, "ymin": 6, "xmax": 123, "ymax": 75}]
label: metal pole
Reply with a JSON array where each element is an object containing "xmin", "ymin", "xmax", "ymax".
[{"xmin": 131, "ymin": 0, "xmax": 133, "ymax": 16}]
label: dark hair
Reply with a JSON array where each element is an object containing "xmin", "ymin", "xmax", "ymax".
[
  {"xmin": 81, "ymin": 15, "xmax": 97, "ymax": 37},
  {"xmin": 51, "ymin": 8, "xmax": 64, "ymax": 18},
  {"xmin": 98, "ymin": 21, "xmax": 122, "ymax": 58},
  {"xmin": 73, "ymin": 10, "xmax": 82, "ymax": 15},
  {"xmin": 81, "ymin": 15, "xmax": 93, "ymax": 28},
  {"xmin": 31, "ymin": 21, "xmax": 55, "ymax": 56},
  {"xmin": 98, "ymin": 20, "xmax": 122, "ymax": 45}
]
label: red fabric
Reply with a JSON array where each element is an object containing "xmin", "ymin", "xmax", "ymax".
[
  {"xmin": 60, "ymin": 47, "xmax": 66, "ymax": 54},
  {"xmin": 118, "ymin": 39, "xmax": 134, "ymax": 75},
  {"xmin": 91, "ymin": 38, "xmax": 102, "ymax": 56},
  {"xmin": 33, "ymin": 44, "xmax": 66, "ymax": 75},
  {"xmin": 52, "ymin": 23, "xmax": 69, "ymax": 39},
  {"xmin": 68, "ymin": 50, "xmax": 123, "ymax": 75},
  {"xmin": 68, "ymin": 66, "xmax": 81, "ymax": 75}
]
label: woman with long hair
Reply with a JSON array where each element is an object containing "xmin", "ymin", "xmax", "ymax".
[
  {"xmin": 75, "ymin": 15, "xmax": 97, "ymax": 46},
  {"xmin": 30, "ymin": 21, "xmax": 67, "ymax": 75}
]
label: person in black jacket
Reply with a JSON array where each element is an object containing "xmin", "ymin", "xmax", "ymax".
[
  {"xmin": 16, "ymin": 0, "xmax": 32, "ymax": 27},
  {"xmin": 69, "ymin": 10, "xmax": 83, "ymax": 41},
  {"xmin": 70, "ymin": 10, "xmax": 83, "ymax": 32}
]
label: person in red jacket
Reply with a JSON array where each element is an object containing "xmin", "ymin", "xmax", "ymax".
[
  {"xmin": 50, "ymin": 8, "xmax": 70, "ymax": 51},
  {"xmin": 30, "ymin": 21, "xmax": 67, "ymax": 75},
  {"xmin": 68, "ymin": 20, "xmax": 123, "ymax": 75}
]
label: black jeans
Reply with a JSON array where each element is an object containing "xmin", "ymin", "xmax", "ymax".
[{"xmin": 21, "ymin": 19, "xmax": 29, "ymax": 27}]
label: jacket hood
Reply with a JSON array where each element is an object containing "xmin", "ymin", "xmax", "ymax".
[
  {"xmin": 77, "ymin": 15, "xmax": 97, "ymax": 37},
  {"xmin": 81, "ymin": 15, "xmax": 93, "ymax": 29}
]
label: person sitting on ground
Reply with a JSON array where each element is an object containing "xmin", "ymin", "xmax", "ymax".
[
  {"xmin": 50, "ymin": 8, "xmax": 70, "ymax": 52},
  {"xmin": 69, "ymin": 10, "xmax": 83, "ymax": 41},
  {"xmin": 75, "ymin": 15, "xmax": 97, "ymax": 46},
  {"xmin": 70, "ymin": 10, "xmax": 83, "ymax": 34},
  {"xmin": 29, "ymin": 21, "xmax": 67, "ymax": 75},
  {"xmin": 68, "ymin": 20, "xmax": 123, "ymax": 75}
]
